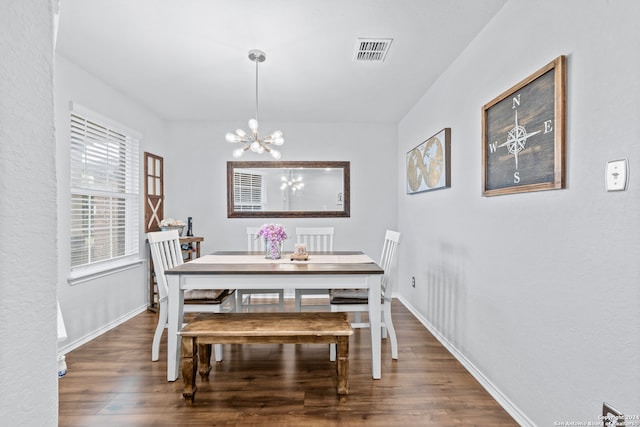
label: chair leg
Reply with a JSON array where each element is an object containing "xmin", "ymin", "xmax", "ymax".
[
  {"xmin": 329, "ymin": 303, "xmax": 337, "ymax": 361},
  {"xmin": 329, "ymin": 342, "xmax": 336, "ymax": 361},
  {"xmin": 294, "ymin": 290, "xmax": 302, "ymax": 311},
  {"xmin": 236, "ymin": 291, "xmax": 243, "ymax": 309},
  {"xmin": 278, "ymin": 290, "xmax": 285, "ymax": 311},
  {"xmin": 236, "ymin": 291, "xmax": 251, "ymax": 310},
  {"xmin": 212, "ymin": 306, "xmax": 224, "ymax": 362},
  {"xmin": 383, "ymin": 303, "xmax": 398, "ymax": 360},
  {"xmin": 152, "ymin": 302, "xmax": 167, "ymax": 361},
  {"xmin": 227, "ymin": 293, "xmax": 236, "ymax": 312},
  {"xmin": 214, "ymin": 343, "xmax": 223, "ymax": 362}
]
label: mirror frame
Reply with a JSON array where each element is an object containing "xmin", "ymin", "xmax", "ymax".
[{"xmin": 227, "ymin": 161, "xmax": 350, "ymax": 218}]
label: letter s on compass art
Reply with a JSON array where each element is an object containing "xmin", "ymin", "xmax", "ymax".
[
  {"xmin": 406, "ymin": 128, "xmax": 451, "ymax": 194},
  {"xmin": 482, "ymin": 56, "xmax": 566, "ymax": 197}
]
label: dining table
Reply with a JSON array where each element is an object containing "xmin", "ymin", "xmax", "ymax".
[{"xmin": 165, "ymin": 250, "xmax": 385, "ymax": 381}]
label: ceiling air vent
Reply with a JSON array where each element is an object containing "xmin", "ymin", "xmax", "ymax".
[{"xmin": 354, "ymin": 38, "xmax": 393, "ymax": 62}]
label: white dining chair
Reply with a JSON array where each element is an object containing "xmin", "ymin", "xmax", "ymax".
[
  {"xmin": 235, "ymin": 227, "xmax": 285, "ymax": 310},
  {"xmin": 148, "ymin": 230, "xmax": 235, "ymax": 362},
  {"xmin": 329, "ymin": 230, "xmax": 401, "ymax": 361},
  {"xmin": 294, "ymin": 227, "xmax": 335, "ymax": 311}
]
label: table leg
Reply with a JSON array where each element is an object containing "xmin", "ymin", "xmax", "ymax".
[
  {"xmin": 167, "ymin": 274, "xmax": 184, "ymax": 381},
  {"xmin": 368, "ymin": 275, "xmax": 381, "ymax": 379}
]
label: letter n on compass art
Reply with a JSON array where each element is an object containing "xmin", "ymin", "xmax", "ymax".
[
  {"xmin": 482, "ymin": 55, "xmax": 566, "ymax": 196},
  {"xmin": 406, "ymin": 128, "xmax": 451, "ymax": 194}
]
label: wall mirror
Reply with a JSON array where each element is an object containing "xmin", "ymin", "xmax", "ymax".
[{"xmin": 227, "ymin": 161, "xmax": 350, "ymax": 218}]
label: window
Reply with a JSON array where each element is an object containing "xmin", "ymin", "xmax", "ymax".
[
  {"xmin": 233, "ymin": 169, "xmax": 265, "ymax": 211},
  {"xmin": 70, "ymin": 103, "xmax": 140, "ymax": 270}
]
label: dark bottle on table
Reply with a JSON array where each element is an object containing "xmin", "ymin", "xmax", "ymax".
[{"xmin": 186, "ymin": 217, "xmax": 193, "ymax": 237}]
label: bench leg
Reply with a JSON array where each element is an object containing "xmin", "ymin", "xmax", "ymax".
[
  {"xmin": 180, "ymin": 336, "xmax": 198, "ymax": 404},
  {"xmin": 336, "ymin": 336, "xmax": 349, "ymax": 400},
  {"xmin": 198, "ymin": 343, "xmax": 212, "ymax": 381}
]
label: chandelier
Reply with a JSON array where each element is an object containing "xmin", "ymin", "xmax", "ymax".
[
  {"xmin": 225, "ymin": 49, "xmax": 284, "ymax": 159},
  {"xmin": 280, "ymin": 172, "xmax": 304, "ymax": 192}
]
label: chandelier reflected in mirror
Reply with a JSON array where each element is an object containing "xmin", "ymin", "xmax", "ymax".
[
  {"xmin": 225, "ymin": 49, "xmax": 284, "ymax": 159},
  {"xmin": 281, "ymin": 172, "xmax": 304, "ymax": 192}
]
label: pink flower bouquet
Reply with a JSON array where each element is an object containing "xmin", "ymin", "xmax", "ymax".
[{"xmin": 257, "ymin": 223, "xmax": 287, "ymax": 259}]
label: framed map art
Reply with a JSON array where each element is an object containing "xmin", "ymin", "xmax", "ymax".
[{"xmin": 406, "ymin": 128, "xmax": 451, "ymax": 194}]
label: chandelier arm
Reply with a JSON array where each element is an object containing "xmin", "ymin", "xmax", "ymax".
[{"xmin": 233, "ymin": 133, "xmax": 251, "ymax": 144}]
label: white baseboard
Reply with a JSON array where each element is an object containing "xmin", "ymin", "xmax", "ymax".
[
  {"xmin": 396, "ymin": 295, "xmax": 535, "ymax": 427},
  {"xmin": 57, "ymin": 304, "xmax": 148, "ymax": 355}
]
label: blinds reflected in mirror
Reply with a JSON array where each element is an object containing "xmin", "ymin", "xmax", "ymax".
[{"xmin": 234, "ymin": 169, "xmax": 266, "ymax": 211}]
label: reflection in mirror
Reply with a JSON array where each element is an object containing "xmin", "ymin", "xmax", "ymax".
[{"xmin": 227, "ymin": 161, "xmax": 350, "ymax": 218}]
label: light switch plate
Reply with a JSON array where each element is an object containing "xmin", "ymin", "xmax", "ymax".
[{"xmin": 606, "ymin": 159, "xmax": 628, "ymax": 191}]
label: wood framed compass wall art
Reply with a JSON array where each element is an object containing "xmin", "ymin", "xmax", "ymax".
[
  {"xmin": 406, "ymin": 128, "xmax": 451, "ymax": 194},
  {"xmin": 482, "ymin": 55, "xmax": 566, "ymax": 196}
]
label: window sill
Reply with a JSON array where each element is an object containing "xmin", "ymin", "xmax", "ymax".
[{"xmin": 68, "ymin": 257, "xmax": 144, "ymax": 286}]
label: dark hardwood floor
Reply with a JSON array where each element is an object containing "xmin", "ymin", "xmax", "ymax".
[{"xmin": 58, "ymin": 299, "xmax": 518, "ymax": 426}]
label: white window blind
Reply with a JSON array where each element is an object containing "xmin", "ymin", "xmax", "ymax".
[
  {"xmin": 70, "ymin": 103, "xmax": 140, "ymax": 269},
  {"xmin": 234, "ymin": 169, "xmax": 265, "ymax": 211}
]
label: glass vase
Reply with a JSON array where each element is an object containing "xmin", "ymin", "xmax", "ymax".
[{"xmin": 265, "ymin": 240, "xmax": 282, "ymax": 260}]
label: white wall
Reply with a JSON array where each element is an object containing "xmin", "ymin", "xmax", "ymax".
[
  {"xmin": 54, "ymin": 56, "xmax": 168, "ymax": 350},
  {"xmin": 162, "ymin": 121, "xmax": 397, "ymax": 257},
  {"xmin": 397, "ymin": 0, "xmax": 640, "ymax": 424},
  {"xmin": 52, "ymin": 54, "xmax": 397, "ymax": 355},
  {"xmin": 43, "ymin": 1, "xmax": 640, "ymax": 424},
  {"xmin": 0, "ymin": 1, "xmax": 57, "ymax": 425}
]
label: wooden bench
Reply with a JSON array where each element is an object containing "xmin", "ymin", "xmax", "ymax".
[{"xmin": 178, "ymin": 312, "xmax": 353, "ymax": 403}]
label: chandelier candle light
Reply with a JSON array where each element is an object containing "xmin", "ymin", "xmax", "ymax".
[
  {"xmin": 226, "ymin": 49, "xmax": 284, "ymax": 159},
  {"xmin": 257, "ymin": 223, "xmax": 287, "ymax": 259}
]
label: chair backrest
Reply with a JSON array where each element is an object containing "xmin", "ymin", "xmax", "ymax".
[
  {"xmin": 379, "ymin": 230, "xmax": 401, "ymax": 300},
  {"xmin": 246, "ymin": 227, "xmax": 266, "ymax": 251},
  {"xmin": 295, "ymin": 227, "xmax": 334, "ymax": 251},
  {"xmin": 148, "ymin": 230, "xmax": 184, "ymax": 302}
]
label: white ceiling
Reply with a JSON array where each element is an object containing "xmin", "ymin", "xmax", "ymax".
[{"xmin": 56, "ymin": 0, "xmax": 506, "ymax": 124}]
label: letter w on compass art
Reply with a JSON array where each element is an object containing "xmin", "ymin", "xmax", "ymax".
[
  {"xmin": 406, "ymin": 128, "xmax": 451, "ymax": 194},
  {"xmin": 482, "ymin": 56, "xmax": 566, "ymax": 197}
]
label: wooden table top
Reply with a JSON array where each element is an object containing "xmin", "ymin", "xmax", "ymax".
[{"xmin": 166, "ymin": 251, "xmax": 384, "ymax": 276}]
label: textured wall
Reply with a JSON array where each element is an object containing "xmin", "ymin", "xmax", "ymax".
[{"xmin": 0, "ymin": 0, "xmax": 58, "ymax": 425}]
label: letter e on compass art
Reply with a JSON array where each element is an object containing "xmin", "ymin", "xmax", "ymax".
[
  {"xmin": 481, "ymin": 56, "xmax": 566, "ymax": 196},
  {"xmin": 406, "ymin": 128, "xmax": 451, "ymax": 194}
]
